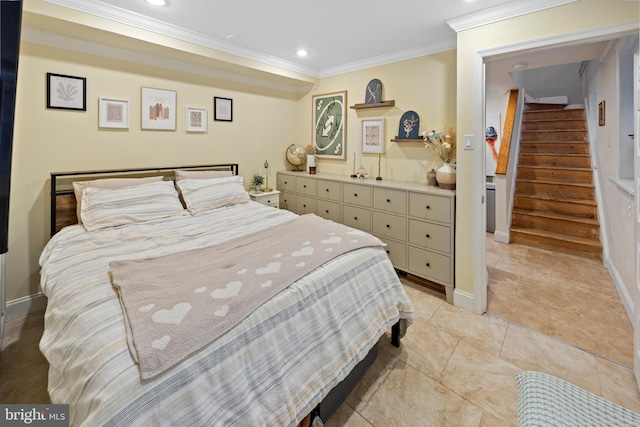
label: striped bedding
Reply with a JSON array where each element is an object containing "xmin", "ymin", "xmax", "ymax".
[{"xmin": 39, "ymin": 201, "xmax": 414, "ymax": 427}]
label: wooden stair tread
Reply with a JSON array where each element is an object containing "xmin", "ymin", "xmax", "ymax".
[
  {"xmin": 518, "ymin": 165, "xmax": 592, "ymax": 172},
  {"xmin": 516, "ymin": 178, "xmax": 593, "ymax": 188},
  {"xmin": 514, "ymin": 193, "xmax": 597, "ymax": 206},
  {"xmin": 522, "ymin": 118, "xmax": 584, "ymax": 122},
  {"xmin": 512, "ymin": 208, "xmax": 599, "ymax": 225},
  {"xmin": 519, "ymin": 153, "xmax": 590, "ymax": 157},
  {"xmin": 510, "ymin": 227, "xmax": 602, "ymax": 247}
]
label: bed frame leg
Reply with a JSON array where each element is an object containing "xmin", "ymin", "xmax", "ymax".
[{"xmin": 391, "ymin": 322, "xmax": 400, "ymax": 347}]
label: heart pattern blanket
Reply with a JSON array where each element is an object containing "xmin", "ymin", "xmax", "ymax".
[{"xmin": 109, "ymin": 214, "xmax": 385, "ymax": 379}]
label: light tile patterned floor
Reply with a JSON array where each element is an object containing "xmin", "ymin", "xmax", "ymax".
[{"xmin": 3, "ymin": 237, "xmax": 640, "ymax": 426}]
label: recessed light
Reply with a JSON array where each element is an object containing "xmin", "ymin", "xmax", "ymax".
[
  {"xmin": 513, "ymin": 62, "xmax": 529, "ymax": 70},
  {"xmin": 145, "ymin": 0, "xmax": 166, "ymax": 6},
  {"xmin": 296, "ymin": 49, "xmax": 308, "ymax": 57}
]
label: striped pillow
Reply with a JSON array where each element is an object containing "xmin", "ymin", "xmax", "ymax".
[
  {"xmin": 80, "ymin": 180, "xmax": 187, "ymax": 231},
  {"xmin": 176, "ymin": 176, "xmax": 249, "ymax": 214}
]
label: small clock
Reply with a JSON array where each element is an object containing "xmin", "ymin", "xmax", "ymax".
[{"xmin": 365, "ymin": 79, "xmax": 382, "ymax": 104}]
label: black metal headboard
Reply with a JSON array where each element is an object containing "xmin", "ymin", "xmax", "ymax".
[{"xmin": 50, "ymin": 163, "xmax": 239, "ymax": 236}]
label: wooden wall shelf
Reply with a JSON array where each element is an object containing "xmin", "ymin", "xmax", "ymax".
[{"xmin": 350, "ymin": 100, "xmax": 395, "ymax": 110}]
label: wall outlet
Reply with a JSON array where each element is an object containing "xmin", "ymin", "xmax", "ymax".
[{"xmin": 464, "ymin": 134, "xmax": 473, "ymax": 150}]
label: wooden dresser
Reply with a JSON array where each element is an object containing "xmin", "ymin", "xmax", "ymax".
[{"xmin": 277, "ymin": 171, "xmax": 456, "ymax": 303}]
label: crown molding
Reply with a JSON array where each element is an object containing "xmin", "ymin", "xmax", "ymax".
[
  {"xmin": 319, "ymin": 39, "xmax": 456, "ymax": 78},
  {"xmin": 42, "ymin": 0, "xmax": 320, "ymax": 78},
  {"xmin": 446, "ymin": 0, "xmax": 579, "ymax": 32},
  {"xmin": 21, "ymin": 26, "xmax": 315, "ymax": 94}
]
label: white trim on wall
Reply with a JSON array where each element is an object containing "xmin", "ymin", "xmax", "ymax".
[{"xmin": 6, "ymin": 293, "xmax": 47, "ymax": 321}]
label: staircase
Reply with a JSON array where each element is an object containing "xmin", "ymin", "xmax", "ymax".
[{"xmin": 510, "ymin": 103, "xmax": 602, "ymax": 259}]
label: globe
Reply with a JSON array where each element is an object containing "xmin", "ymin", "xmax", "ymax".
[{"xmin": 286, "ymin": 144, "xmax": 307, "ymax": 171}]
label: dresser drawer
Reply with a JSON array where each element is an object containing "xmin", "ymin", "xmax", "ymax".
[
  {"xmin": 378, "ymin": 237, "xmax": 407, "ymax": 269},
  {"xmin": 343, "ymin": 205, "xmax": 371, "ymax": 232},
  {"xmin": 296, "ymin": 177, "xmax": 316, "ymax": 196},
  {"xmin": 317, "ymin": 179, "xmax": 341, "ymax": 202},
  {"xmin": 408, "ymin": 246, "xmax": 451, "ymax": 284},
  {"xmin": 296, "ymin": 196, "xmax": 316, "ymax": 215},
  {"xmin": 343, "ymin": 183, "xmax": 371, "ymax": 207},
  {"xmin": 277, "ymin": 174, "xmax": 296, "ymax": 193},
  {"xmin": 408, "ymin": 219, "xmax": 451, "ymax": 254},
  {"xmin": 317, "ymin": 200, "xmax": 341, "ymax": 223},
  {"xmin": 254, "ymin": 194, "xmax": 279, "ymax": 208},
  {"xmin": 373, "ymin": 188, "xmax": 407, "ymax": 215},
  {"xmin": 279, "ymin": 192, "xmax": 296, "ymax": 211},
  {"xmin": 409, "ymin": 192, "xmax": 452, "ymax": 224},
  {"xmin": 372, "ymin": 211, "xmax": 406, "ymax": 241}
]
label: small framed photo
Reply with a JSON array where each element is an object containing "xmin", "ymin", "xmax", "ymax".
[
  {"xmin": 598, "ymin": 100, "xmax": 606, "ymax": 126},
  {"xmin": 214, "ymin": 96, "xmax": 233, "ymax": 122},
  {"xmin": 47, "ymin": 73, "xmax": 86, "ymax": 111},
  {"xmin": 98, "ymin": 97, "xmax": 129, "ymax": 129},
  {"xmin": 141, "ymin": 87, "xmax": 176, "ymax": 130},
  {"xmin": 362, "ymin": 118, "xmax": 385, "ymax": 154},
  {"xmin": 186, "ymin": 107, "xmax": 207, "ymax": 132}
]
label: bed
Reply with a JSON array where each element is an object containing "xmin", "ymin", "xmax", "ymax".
[{"xmin": 39, "ymin": 164, "xmax": 414, "ymax": 426}]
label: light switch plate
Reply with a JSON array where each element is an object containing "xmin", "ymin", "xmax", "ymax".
[{"xmin": 464, "ymin": 134, "xmax": 473, "ymax": 150}]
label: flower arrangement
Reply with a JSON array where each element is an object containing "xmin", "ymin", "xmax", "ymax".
[{"xmin": 423, "ymin": 126, "xmax": 457, "ymax": 164}]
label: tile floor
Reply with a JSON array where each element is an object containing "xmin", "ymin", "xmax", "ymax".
[{"xmin": 2, "ymin": 238, "xmax": 640, "ymax": 426}]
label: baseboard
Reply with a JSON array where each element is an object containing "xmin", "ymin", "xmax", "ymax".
[
  {"xmin": 605, "ymin": 258, "xmax": 634, "ymax": 324},
  {"xmin": 453, "ymin": 289, "xmax": 474, "ymax": 312},
  {"xmin": 494, "ymin": 230, "xmax": 509, "ymax": 243},
  {"xmin": 6, "ymin": 293, "xmax": 47, "ymax": 321}
]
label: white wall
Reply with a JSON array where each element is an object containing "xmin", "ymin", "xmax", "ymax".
[{"xmin": 586, "ymin": 41, "xmax": 636, "ymax": 318}]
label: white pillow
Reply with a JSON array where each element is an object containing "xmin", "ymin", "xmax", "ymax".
[
  {"xmin": 176, "ymin": 175, "xmax": 249, "ymax": 214},
  {"xmin": 80, "ymin": 180, "xmax": 187, "ymax": 231},
  {"xmin": 72, "ymin": 176, "xmax": 164, "ymax": 224},
  {"xmin": 174, "ymin": 169, "xmax": 233, "ymax": 181}
]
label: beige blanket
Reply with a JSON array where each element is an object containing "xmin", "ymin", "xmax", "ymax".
[{"xmin": 110, "ymin": 213, "xmax": 385, "ymax": 379}]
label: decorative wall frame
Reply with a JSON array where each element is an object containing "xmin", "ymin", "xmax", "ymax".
[
  {"xmin": 186, "ymin": 107, "xmax": 207, "ymax": 132},
  {"xmin": 141, "ymin": 87, "xmax": 176, "ymax": 130},
  {"xmin": 312, "ymin": 90, "xmax": 347, "ymax": 159},
  {"xmin": 361, "ymin": 118, "xmax": 385, "ymax": 154},
  {"xmin": 598, "ymin": 100, "xmax": 606, "ymax": 126},
  {"xmin": 46, "ymin": 73, "xmax": 86, "ymax": 111},
  {"xmin": 98, "ymin": 97, "xmax": 129, "ymax": 129},
  {"xmin": 214, "ymin": 97, "xmax": 233, "ymax": 121}
]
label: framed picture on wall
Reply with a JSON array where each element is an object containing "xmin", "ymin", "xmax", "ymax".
[
  {"xmin": 361, "ymin": 118, "xmax": 384, "ymax": 154},
  {"xmin": 141, "ymin": 87, "xmax": 176, "ymax": 130},
  {"xmin": 186, "ymin": 107, "xmax": 207, "ymax": 132},
  {"xmin": 214, "ymin": 97, "xmax": 233, "ymax": 121},
  {"xmin": 312, "ymin": 90, "xmax": 347, "ymax": 159},
  {"xmin": 46, "ymin": 73, "xmax": 86, "ymax": 111},
  {"xmin": 98, "ymin": 97, "xmax": 129, "ymax": 129}
]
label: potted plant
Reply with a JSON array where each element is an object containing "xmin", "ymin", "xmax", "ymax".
[{"xmin": 251, "ymin": 173, "xmax": 265, "ymax": 192}]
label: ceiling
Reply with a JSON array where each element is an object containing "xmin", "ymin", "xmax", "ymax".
[
  {"xmin": 42, "ymin": 0, "xmax": 524, "ymax": 76},
  {"xmin": 36, "ymin": 0, "xmax": 624, "ymax": 93}
]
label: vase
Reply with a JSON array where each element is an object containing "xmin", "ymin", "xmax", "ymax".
[
  {"xmin": 255, "ymin": 184, "xmax": 262, "ymax": 192},
  {"xmin": 436, "ymin": 163, "xmax": 456, "ymax": 190},
  {"xmin": 306, "ymin": 155, "xmax": 317, "ymax": 174}
]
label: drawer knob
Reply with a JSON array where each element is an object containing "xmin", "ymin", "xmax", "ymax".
[
  {"xmin": 386, "ymin": 198, "xmax": 390, "ymax": 203},
  {"xmin": 354, "ymin": 193, "xmax": 358, "ymax": 197},
  {"xmin": 426, "ymin": 234, "xmax": 430, "ymax": 238},
  {"xmin": 426, "ymin": 205, "xmax": 431, "ymax": 210},
  {"xmin": 303, "ymin": 204, "xmax": 306, "ymax": 208},
  {"xmin": 386, "ymin": 224, "xmax": 390, "ymax": 228},
  {"xmin": 325, "ymin": 210, "xmax": 329, "ymax": 213},
  {"xmin": 354, "ymin": 217, "xmax": 358, "ymax": 220},
  {"xmin": 326, "ymin": 188, "xmax": 329, "ymax": 192},
  {"xmin": 386, "ymin": 250, "xmax": 390, "ymax": 254},
  {"xmin": 284, "ymin": 181, "xmax": 287, "ymax": 184},
  {"xmin": 425, "ymin": 262, "xmax": 430, "ymax": 267},
  {"xmin": 267, "ymin": 200, "xmax": 271, "ymax": 203},
  {"xmin": 303, "ymin": 185, "xmax": 306, "ymax": 188}
]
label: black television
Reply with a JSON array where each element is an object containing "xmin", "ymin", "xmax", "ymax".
[{"xmin": 0, "ymin": 0, "xmax": 22, "ymax": 254}]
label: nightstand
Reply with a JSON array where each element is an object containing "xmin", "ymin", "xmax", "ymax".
[{"xmin": 249, "ymin": 190, "xmax": 281, "ymax": 208}]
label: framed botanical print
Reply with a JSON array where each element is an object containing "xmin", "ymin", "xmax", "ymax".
[
  {"xmin": 141, "ymin": 87, "xmax": 176, "ymax": 130},
  {"xmin": 46, "ymin": 73, "xmax": 86, "ymax": 111},
  {"xmin": 312, "ymin": 91, "xmax": 346, "ymax": 159},
  {"xmin": 186, "ymin": 107, "xmax": 207, "ymax": 132},
  {"xmin": 361, "ymin": 118, "xmax": 384, "ymax": 154},
  {"xmin": 98, "ymin": 97, "xmax": 129, "ymax": 129}
]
